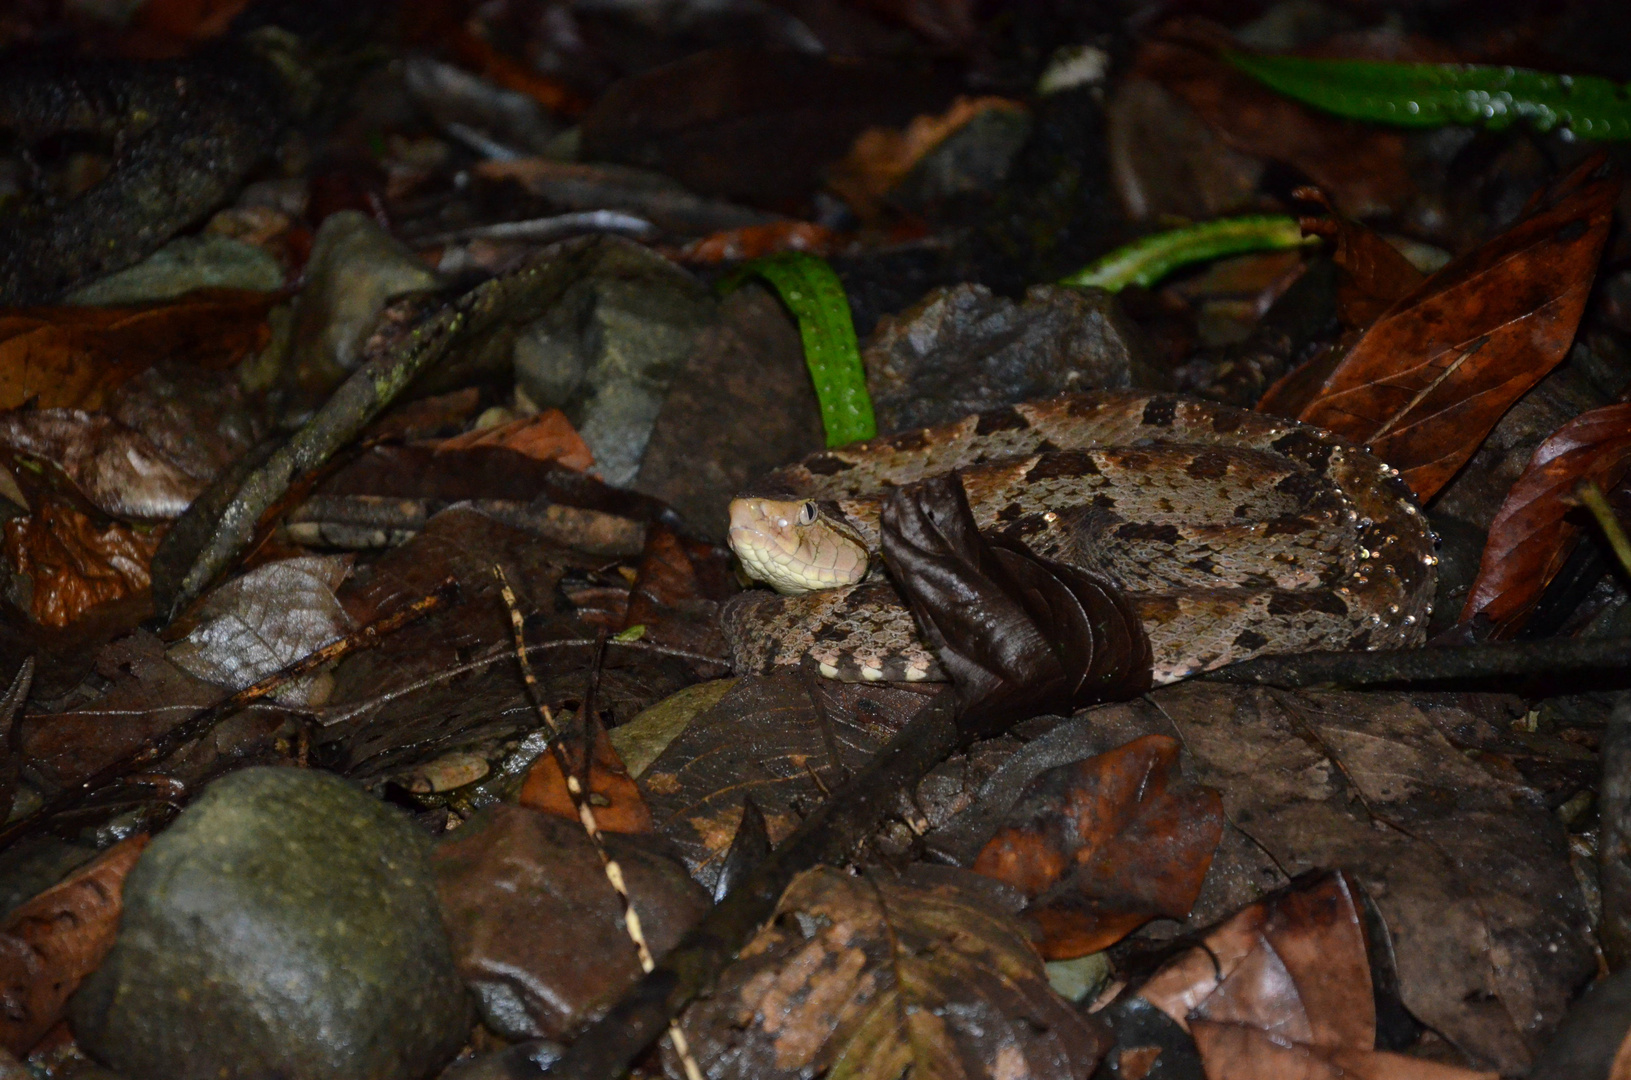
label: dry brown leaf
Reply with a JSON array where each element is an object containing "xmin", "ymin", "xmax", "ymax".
[
  {"xmin": 674, "ymin": 222, "xmax": 839, "ymax": 264},
  {"xmin": 0, "ymin": 834, "xmax": 148, "ymax": 1055},
  {"xmin": 1286, "ymin": 157, "xmax": 1621, "ymax": 500},
  {"xmin": 0, "ymin": 291, "xmax": 273, "ymax": 413},
  {"xmin": 2, "ymin": 498, "xmax": 162, "ymax": 627},
  {"xmin": 972, "ymin": 734, "xmax": 1223, "ymax": 959},
  {"xmin": 828, "ymin": 96, "xmax": 1027, "ymax": 217},
  {"xmin": 1296, "ymin": 188, "xmax": 1425, "ymax": 331},
  {"xmin": 1459, "ymin": 402, "xmax": 1631, "ymax": 635},
  {"xmin": 1189, "ymin": 1020, "xmax": 1500, "ymax": 1080},
  {"xmin": 428, "ymin": 410, "xmax": 594, "ymax": 472}
]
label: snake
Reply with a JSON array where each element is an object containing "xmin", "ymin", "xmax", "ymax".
[{"xmin": 721, "ymin": 390, "xmax": 1438, "ymax": 686}]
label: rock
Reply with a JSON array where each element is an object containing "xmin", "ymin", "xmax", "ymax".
[
  {"xmin": 888, "ymin": 102, "xmax": 1033, "ymax": 216},
  {"xmin": 863, "ymin": 282, "xmax": 1162, "ymax": 433},
  {"xmin": 513, "ymin": 236, "xmax": 715, "ymax": 486},
  {"xmin": 72, "ymin": 767, "xmax": 469, "ymax": 1080},
  {"xmin": 1105, "ymin": 79, "xmax": 1264, "ymax": 223},
  {"xmin": 633, "ymin": 284, "xmax": 821, "ymax": 535},
  {"xmin": 289, "ymin": 211, "xmax": 443, "ymax": 395},
  {"xmin": 432, "ymin": 805, "xmax": 710, "ymax": 1041},
  {"xmin": 65, "ymin": 234, "xmax": 285, "ymax": 306}
]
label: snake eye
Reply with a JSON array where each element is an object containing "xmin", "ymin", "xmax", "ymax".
[{"xmin": 796, "ymin": 502, "xmax": 817, "ymax": 526}]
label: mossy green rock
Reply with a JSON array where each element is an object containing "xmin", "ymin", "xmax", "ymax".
[{"xmin": 72, "ymin": 767, "xmax": 470, "ymax": 1080}]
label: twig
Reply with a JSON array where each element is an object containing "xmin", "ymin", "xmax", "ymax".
[
  {"xmin": 494, "ymin": 569, "xmax": 704, "ymax": 1080},
  {"xmin": 1200, "ymin": 635, "xmax": 1631, "ymax": 687},
  {"xmin": 0, "ymin": 579, "xmax": 458, "ymax": 852}
]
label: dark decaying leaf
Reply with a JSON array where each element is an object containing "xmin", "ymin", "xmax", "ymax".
[
  {"xmin": 1134, "ymin": 22, "xmax": 1415, "ymax": 220},
  {"xmin": 972, "ymin": 734, "xmax": 1224, "ymax": 959},
  {"xmin": 1296, "ymin": 188, "xmax": 1425, "ymax": 331},
  {"xmin": 640, "ymin": 672, "xmax": 931, "ymax": 891},
  {"xmin": 1459, "ymin": 402, "xmax": 1631, "ymax": 636},
  {"xmin": 879, "ymin": 473, "xmax": 1152, "ymax": 728},
  {"xmin": 676, "ymin": 865, "xmax": 1111, "ymax": 1080},
  {"xmin": 0, "ymin": 834, "xmax": 148, "ymax": 1055},
  {"xmin": 619, "ymin": 524, "xmax": 736, "ymax": 662},
  {"xmin": 1286, "ymin": 156, "xmax": 1622, "ymax": 500}
]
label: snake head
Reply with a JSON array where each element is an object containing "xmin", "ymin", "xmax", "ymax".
[{"xmin": 727, "ymin": 497, "xmax": 870, "ymax": 595}]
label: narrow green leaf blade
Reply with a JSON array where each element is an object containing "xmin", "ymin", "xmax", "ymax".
[
  {"xmin": 725, "ymin": 252, "xmax": 877, "ymax": 447},
  {"xmin": 1060, "ymin": 215, "xmax": 1313, "ymax": 293},
  {"xmin": 1225, "ymin": 52, "xmax": 1631, "ymax": 140}
]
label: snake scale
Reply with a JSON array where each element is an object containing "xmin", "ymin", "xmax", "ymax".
[{"xmin": 722, "ymin": 391, "xmax": 1437, "ymax": 685}]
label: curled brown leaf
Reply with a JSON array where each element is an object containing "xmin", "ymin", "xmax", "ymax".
[
  {"xmin": 1460, "ymin": 402, "xmax": 1631, "ymax": 636},
  {"xmin": 973, "ymin": 734, "xmax": 1224, "ymax": 959},
  {"xmin": 2, "ymin": 498, "xmax": 162, "ymax": 627}
]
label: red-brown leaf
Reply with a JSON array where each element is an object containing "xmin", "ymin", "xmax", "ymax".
[
  {"xmin": 1459, "ymin": 402, "xmax": 1631, "ymax": 636},
  {"xmin": 1135, "ymin": 870, "xmax": 1375, "ymax": 1049},
  {"xmin": 972, "ymin": 734, "xmax": 1222, "ymax": 959},
  {"xmin": 0, "ymin": 834, "xmax": 148, "ymax": 1055},
  {"xmin": 520, "ymin": 720, "xmax": 654, "ymax": 835},
  {"xmin": 1288, "ymin": 156, "xmax": 1621, "ymax": 500},
  {"xmin": 1296, "ymin": 187, "xmax": 1425, "ymax": 330},
  {"xmin": 1, "ymin": 497, "xmax": 163, "ymax": 628}
]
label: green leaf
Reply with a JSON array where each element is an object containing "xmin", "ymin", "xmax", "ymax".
[
  {"xmin": 1225, "ymin": 52, "xmax": 1631, "ymax": 140},
  {"xmin": 721, "ymin": 252, "xmax": 877, "ymax": 447},
  {"xmin": 1060, "ymin": 215, "xmax": 1314, "ymax": 293}
]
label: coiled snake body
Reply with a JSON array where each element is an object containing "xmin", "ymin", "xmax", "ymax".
[{"xmin": 723, "ymin": 391, "xmax": 1437, "ymax": 685}]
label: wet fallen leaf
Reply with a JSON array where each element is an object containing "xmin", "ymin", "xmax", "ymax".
[
  {"xmin": 2, "ymin": 498, "xmax": 162, "ymax": 628},
  {"xmin": 168, "ymin": 556, "xmax": 354, "ymax": 708},
  {"xmin": 0, "ymin": 834, "xmax": 148, "ymax": 1055},
  {"xmin": 641, "ymin": 672, "xmax": 931, "ymax": 890},
  {"xmin": 1459, "ymin": 402, "xmax": 1631, "ymax": 636},
  {"xmin": 677, "ymin": 865, "xmax": 1111, "ymax": 1080},
  {"xmin": 828, "ymin": 96, "xmax": 1028, "ymax": 218},
  {"xmin": 427, "ymin": 409, "xmax": 594, "ymax": 473},
  {"xmin": 0, "ymin": 291, "xmax": 273, "ymax": 413},
  {"xmin": 520, "ymin": 717, "xmax": 654, "ymax": 835},
  {"xmin": 973, "ymin": 734, "xmax": 1224, "ymax": 959},
  {"xmin": 1135, "ymin": 22, "xmax": 1414, "ymax": 219},
  {"xmin": 1287, "ymin": 157, "xmax": 1622, "ymax": 500},
  {"xmin": 0, "ymin": 410, "xmax": 205, "ymax": 520}
]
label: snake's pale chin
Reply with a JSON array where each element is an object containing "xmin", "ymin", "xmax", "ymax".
[{"xmin": 727, "ymin": 497, "xmax": 870, "ymax": 596}]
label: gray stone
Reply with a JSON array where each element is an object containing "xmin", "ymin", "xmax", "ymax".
[
  {"xmin": 889, "ymin": 104, "xmax": 1033, "ymax": 214},
  {"xmin": 863, "ymin": 282, "xmax": 1162, "ymax": 433},
  {"xmin": 512, "ymin": 236, "xmax": 715, "ymax": 485},
  {"xmin": 66, "ymin": 234, "xmax": 285, "ymax": 305},
  {"xmin": 290, "ymin": 211, "xmax": 443, "ymax": 390},
  {"xmin": 72, "ymin": 767, "xmax": 469, "ymax": 1080},
  {"xmin": 634, "ymin": 284, "xmax": 822, "ymax": 536}
]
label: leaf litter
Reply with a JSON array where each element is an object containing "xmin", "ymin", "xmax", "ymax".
[{"xmin": 0, "ymin": 2, "xmax": 1626, "ymax": 1078}]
